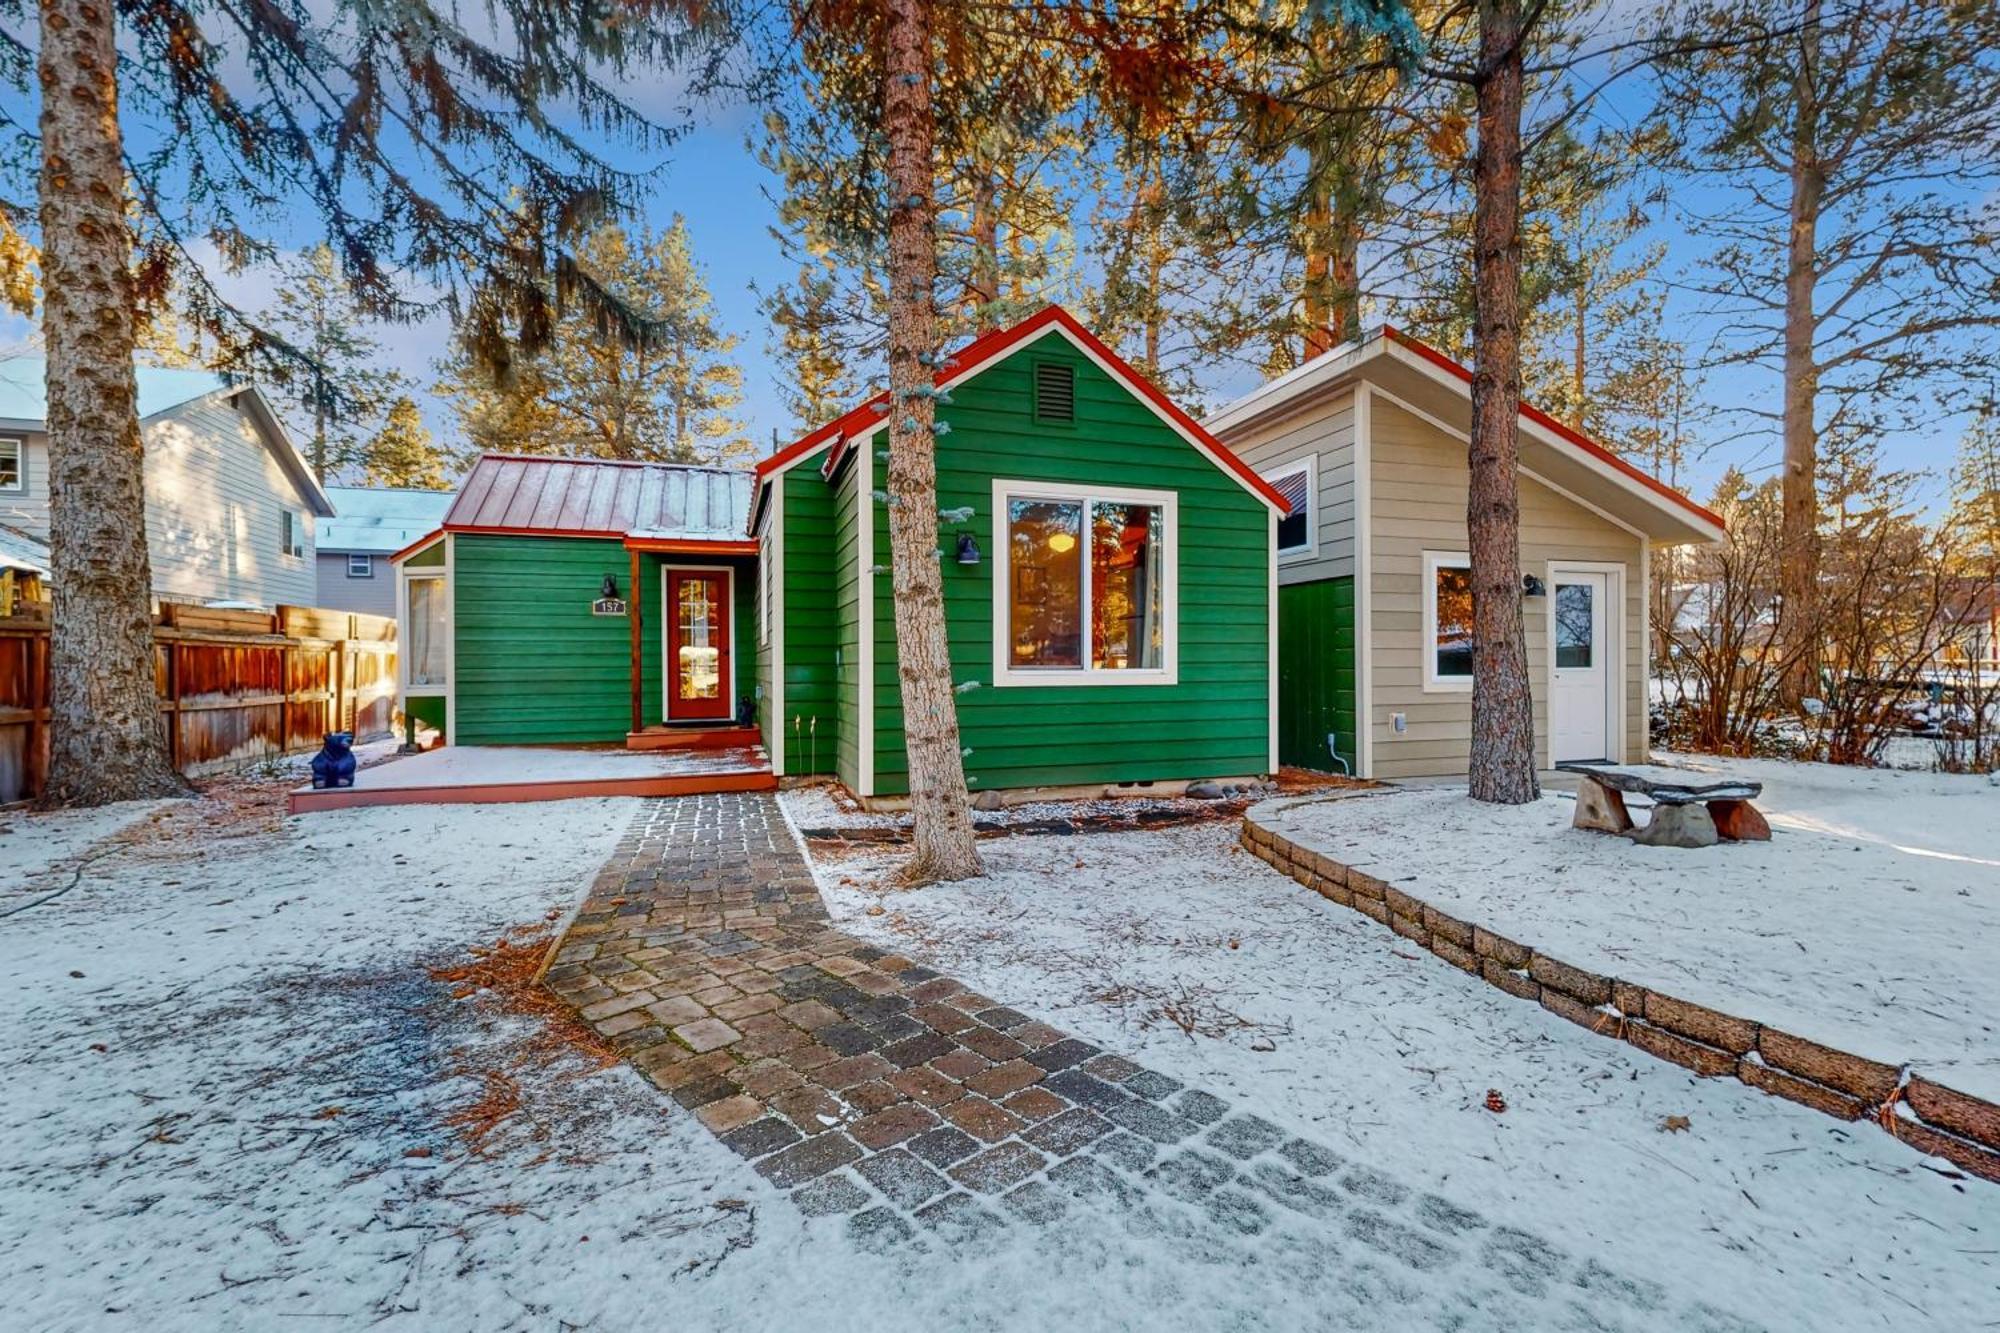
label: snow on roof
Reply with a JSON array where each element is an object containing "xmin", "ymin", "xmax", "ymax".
[
  {"xmin": 444, "ymin": 454, "xmax": 753, "ymax": 542},
  {"xmin": 0, "ymin": 357, "xmax": 235, "ymax": 427},
  {"xmin": 319, "ymin": 487, "xmax": 455, "ymax": 554}
]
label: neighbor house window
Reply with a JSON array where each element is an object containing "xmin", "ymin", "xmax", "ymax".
[
  {"xmin": 1423, "ymin": 551, "xmax": 1475, "ymax": 690},
  {"xmin": 0, "ymin": 438, "xmax": 20, "ymax": 492},
  {"xmin": 347, "ymin": 554, "xmax": 373, "ymax": 578},
  {"xmin": 996, "ymin": 481, "xmax": 1175, "ymax": 685},
  {"xmin": 1262, "ymin": 458, "xmax": 1314, "ymax": 558},
  {"xmin": 407, "ymin": 575, "xmax": 447, "ymax": 687},
  {"xmin": 280, "ymin": 510, "xmax": 305, "ymax": 558}
]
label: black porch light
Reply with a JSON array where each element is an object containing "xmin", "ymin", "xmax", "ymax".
[
  {"xmin": 956, "ymin": 532, "xmax": 982, "ymax": 566},
  {"xmin": 601, "ymin": 573, "xmax": 620, "ymax": 600},
  {"xmin": 1522, "ymin": 574, "xmax": 1546, "ymax": 597}
]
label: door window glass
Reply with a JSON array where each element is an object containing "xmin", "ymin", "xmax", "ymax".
[
  {"xmin": 1555, "ymin": 582, "xmax": 1594, "ymax": 669},
  {"xmin": 677, "ymin": 579, "xmax": 721, "ymax": 698}
]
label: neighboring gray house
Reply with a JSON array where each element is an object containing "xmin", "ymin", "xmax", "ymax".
[
  {"xmin": 316, "ymin": 486, "xmax": 453, "ymax": 617},
  {"xmin": 0, "ymin": 358, "xmax": 334, "ymax": 608}
]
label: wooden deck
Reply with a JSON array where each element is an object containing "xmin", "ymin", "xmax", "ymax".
[
  {"xmin": 624, "ymin": 724, "xmax": 762, "ymax": 751},
  {"xmin": 288, "ymin": 742, "xmax": 774, "ymax": 813}
]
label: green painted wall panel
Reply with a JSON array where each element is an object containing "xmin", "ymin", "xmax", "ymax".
[
  {"xmin": 1277, "ymin": 576, "xmax": 1357, "ymax": 772},
  {"xmin": 780, "ymin": 469, "xmax": 840, "ymax": 774},
  {"xmin": 452, "ymin": 534, "xmax": 637, "ymax": 745},
  {"xmin": 866, "ymin": 336, "xmax": 1271, "ymax": 795},
  {"xmin": 833, "ymin": 454, "xmax": 863, "ymax": 788}
]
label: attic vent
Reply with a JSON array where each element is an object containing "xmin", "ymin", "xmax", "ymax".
[{"xmin": 1033, "ymin": 361, "xmax": 1075, "ymax": 423}]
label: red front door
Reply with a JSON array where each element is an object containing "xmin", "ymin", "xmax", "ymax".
[{"xmin": 667, "ymin": 570, "xmax": 731, "ymax": 721}]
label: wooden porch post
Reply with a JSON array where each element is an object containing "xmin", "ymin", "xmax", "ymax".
[{"xmin": 629, "ymin": 548, "xmax": 644, "ymax": 735}]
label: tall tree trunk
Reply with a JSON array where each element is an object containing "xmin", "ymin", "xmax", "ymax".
[
  {"xmin": 883, "ymin": 0, "xmax": 981, "ymax": 881},
  {"xmin": 968, "ymin": 159, "xmax": 999, "ymax": 331},
  {"xmin": 1466, "ymin": 0, "xmax": 1539, "ymax": 805},
  {"xmin": 39, "ymin": 0, "xmax": 189, "ymax": 805},
  {"xmin": 1301, "ymin": 152, "xmax": 1363, "ymax": 362},
  {"xmin": 1777, "ymin": 0, "xmax": 1823, "ymax": 708}
]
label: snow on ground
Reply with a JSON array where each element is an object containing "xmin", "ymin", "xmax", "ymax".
[
  {"xmin": 796, "ymin": 798, "xmax": 2000, "ymax": 1332},
  {"xmin": 289, "ymin": 741, "xmax": 768, "ymax": 794},
  {"xmin": 1252, "ymin": 755, "xmax": 2000, "ymax": 1102}
]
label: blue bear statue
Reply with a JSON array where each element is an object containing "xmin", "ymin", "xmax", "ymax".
[{"xmin": 311, "ymin": 731, "xmax": 357, "ymax": 789}]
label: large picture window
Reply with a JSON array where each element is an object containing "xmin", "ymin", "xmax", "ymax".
[
  {"xmin": 995, "ymin": 482, "xmax": 1176, "ymax": 686},
  {"xmin": 1422, "ymin": 551, "xmax": 1475, "ymax": 691},
  {"xmin": 407, "ymin": 575, "xmax": 448, "ymax": 688}
]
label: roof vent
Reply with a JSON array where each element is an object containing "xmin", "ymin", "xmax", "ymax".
[{"xmin": 1034, "ymin": 361, "xmax": 1075, "ymax": 424}]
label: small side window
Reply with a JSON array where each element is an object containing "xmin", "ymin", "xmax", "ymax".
[
  {"xmin": 1261, "ymin": 459, "xmax": 1314, "ymax": 557},
  {"xmin": 347, "ymin": 553, "xmax": 373, "ymax": 578},
  {"xmin": 280, "ymin": 511, "xmax": 305, "ymax": 558},
  {"xmin": 0, "ymin": 437, "xmax": 22, "ymax": 493}
]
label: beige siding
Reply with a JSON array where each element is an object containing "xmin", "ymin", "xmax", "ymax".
[
  {"xmin": 143, "ymin": 397, "xmax": 317, "ymax": 608},
  {"xmin": 0, "ymin": 432, "xmax": 50, "ymax": 542},
  {"xmin": 1368, "ymin": 397, "xmax": 1645, "ymax": 780},
  {"xmin": 1220, "ymin": 389, "xmax": 1356, "ymax": 584}
]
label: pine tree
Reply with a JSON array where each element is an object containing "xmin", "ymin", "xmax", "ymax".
[
  {"xmin": 1950, "ymin": 408, "xmax": 2000, "ymax": 566},
  {"xmin": 19, "ymin": 0, "xmax": 704, "ymax": 806},
  {"xmin": 362, "ymin": 397, "xmax": 454, "ymax": 490},
  {"xmin": 264, "ymin": 245, "xmax": 407, "ymax": 481},
  {"xmin": 763, "ymin": 262, "xmax": 866, "ymax": 430},
  {"xmin": 437, "ymin": 220, "xmax": 751, "ymax": 464}
]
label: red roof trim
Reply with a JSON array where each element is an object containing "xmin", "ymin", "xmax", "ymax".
[
  {"xmin": 1379, "ymin": 326, "xmax": 1724, "ymax": 533},
  {"xmin": 773, "ymin": 305, "xmax": 1290, "ymax": 514},
  {"xmin": 622, "ymin": 536, "xmax": 760, "ymax": 556},
  {"xmin": 443, "ymin": 522, "xmax": 629, "ymax": 541},
  {"xmin": 387, "ymin": 527, "xmax": 445, "ymax": 564}
]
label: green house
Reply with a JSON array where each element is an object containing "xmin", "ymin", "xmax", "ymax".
[{"xmin": 392, "ymin": 305, "xmax": 1287, "ymax": 803}]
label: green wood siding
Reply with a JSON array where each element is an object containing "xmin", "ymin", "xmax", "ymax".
[
  {"xmin": 866, "ymin": 336, "xmax": 1271, "ymax": 795},
  {"xmin": 781, "ymin": 469, "xmax": 840, "ymax": 774},
  {"xmin": 453, "ymin": 534, "xmax": 635, "ymax": 744},
  {"xmin": 834, "ymin": 454, "xmax": 863, "ymax": 787},
  {"xmin": 1277, "ymin": 576, "xmax": 1357, "ymax": 772}
]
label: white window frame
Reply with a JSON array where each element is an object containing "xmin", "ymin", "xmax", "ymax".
[
  {"xmin": 1421, "ymin": 549, "xmax": 1474, "ymax": 693},
  {"xmin": 397, "ymin": 550, "xmax": 452, "ymax": 699},
  {"xmin": 758, "ymin": 525, "xmax": 773, "ymax": 648},
  {"xmin": 1261, "ymin": 454, "xmax": 1316, "ymax": 561},
  {"xmin": 280, "ymin": 510, "xmax": 305, "ymax": 559},
  {"xmin": 991, "ymin": 477, "xmax": 1178, "ymax": 688},
  {"xmin": 346, "ymin": 553, "xmax": 374, "ymax": 578},
  {"xmin": 0, "ymin": 437, "xmax": 22, "ymax": 494}
]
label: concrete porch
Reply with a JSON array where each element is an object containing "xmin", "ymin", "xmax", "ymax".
[{"xmin": 288, "ymin": 741, "xmax": 775, "ymax": 813}]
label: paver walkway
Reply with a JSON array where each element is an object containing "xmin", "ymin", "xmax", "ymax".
[{"xmin": 545, "ymin": 794, "xmax": 1764, "ymax": 1331}]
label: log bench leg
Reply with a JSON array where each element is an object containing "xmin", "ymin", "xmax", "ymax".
[
  {"xmin": 1572, "ymin": 775, "xmax": 1635, "ymax": 834},
  {"xmin": 1708, "ymin": 798, "xmax": 1771, "ymax": 841}
]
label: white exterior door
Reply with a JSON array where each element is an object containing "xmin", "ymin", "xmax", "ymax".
[{"xmin": 1550, "ymin": 571, "xmax": 1611, "ymax": 762}]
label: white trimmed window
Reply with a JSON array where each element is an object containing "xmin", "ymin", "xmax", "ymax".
[
  {"xmin": 759, "ymin": 527, "xmax": 774, "ymax": 647},
  {"xmin": 280, "ymin": 510, "xmax": 305, "ymax": 558},
  {"xmin": 1422, "ymin": 550, "xmax": 1474, "ymax": 691},
  {"xmin": 346, "ymin": 553, "xmax": 373, "ymax": 578},
  {"xmin": 993, "ymin": 480, "xmax": 1177, "ymax": 687},
  {"xmin": 0, "ymin": 437, "xmax": 21, "ymax": 492},
  {"xmin": 406, "ymin": 574, "xmax": 448, "ymax": 687},
  {"xmin": 1262, "ymin": 457, "xmax": 1314, "ymax": 558}
]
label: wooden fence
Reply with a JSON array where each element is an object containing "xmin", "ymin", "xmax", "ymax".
[{"xmin": 0, "ymin": 601, "xmax": 397, "ymax": 804}]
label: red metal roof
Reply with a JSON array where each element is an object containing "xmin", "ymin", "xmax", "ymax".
[
  {"xmin": 751, "ymin": 306, "xmax": 1292, "ymax": 530},
  {"xmin": 442, "ymin": 454, "xmax": 753, "ymax": 541}
]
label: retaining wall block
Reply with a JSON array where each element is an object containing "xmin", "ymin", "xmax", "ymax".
[
  {"xmin": 1390, "ymin": 912, "xmax": 1429, "ymax": 945},
  {"xmin": 1428, "ymin": 935, "xmax": 1480, "ymax": 975},
  {"xmin": 1528, "ymin": 953, "xmax": 1614, "ymax": 1007},
  {"xmin": 1736, "ymin": 1059, "xmax": 1865, "ymax": 1121},
  {"xmin": 1627, "ymin": 1020, "xmax": 1735, "ymax": 1077},
  {"xmin": 1353, "ymin": 896, "xmax": 1390, "ymax": 925},
  {"xmin": 1611, "ymin": 980, "xmax": 1648, "ymax": 1018},
  {"xmin": 1384, "ymin": 885, "xmax": 1424, "ymax": 920},
  {"xmin": 1540, "ymin": 987, "xmax": 1621, "ymax": 1037},
  {"xmin": 1320, "ymin": 880, "xmax": 1354, "ymax": 909},
  {"xmin": 1422, "ymin": 905, "xmax": 1474, "ymax": 950},
  {"xmin": 1888, "ymin": 1120, "xmax": 2000, "ymax": 1184},
  {"xmin": 1482, "ymin": 960, "xmax": 1541, "ymax": 1003},
  {"xmin": 1313, "ymin": 852, "xmax": 1347, "ymax": 886},
  {"xmin": 1644, "ymin": 992, "xmax": 1759, "ymax": 1057},
  {"xmin": 1758, "ymin": 1028, "xmax": 1900, "ymax": 1106},
  {"xmin": 1907, "ymin": 1077, "xmax": 2000, "ymax": 1153},
  {"xmin": 1347, "ymin": 870, "xmax": 1388, "ymax": 902},
  {"xmin": 1472, "ymin": 927, "xmax": 1530, "ymax": 969}
]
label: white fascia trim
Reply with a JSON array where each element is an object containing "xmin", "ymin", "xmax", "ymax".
[
  {"xmin": 1378, "ymin": 340, "xmax": 1725, "ymax": 544},
  {"xmin": 752, "ymin": 437, "xmax": 835, "ymax": 539},
  {"xmin": 857, "ymin": 458, "xmax": 877, "ymax": 797},
  {"xmin": 1206, "ymin": 334, "xmax": 1380, "ymax": 436},
  {"xmin": 989, "ymin": 477, "xmax": 1180, "ymax": 688},
  {"xmin": 1639, "ymin": 536, "xmax": 1651, "ymax": 761},
  {"xmin": 852, "ymin": 322, "xmax": 1286, "ymax": 514},
  {"xmin": 770, "ymin": 494, "xmax": 786, "ymax": 776},
  {"xmin": 1354, "ymin": 386, "xmax": 1374, "ymax": 779},
  {"xmin": 444, "ymin": 532, "xmax": 457, "ymax": 743},
  {"xmin": 1421, "ymin": 549, "xmax": 1475, "ymax": 695},
  {"xmin": 1268, "ymin": 506, "xmax": 1279, "ymax": 773}
]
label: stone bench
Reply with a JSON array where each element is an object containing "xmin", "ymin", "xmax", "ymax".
[{"xmin": 1556, "ymin": 762, "xmax": 1769, "ymax": 848}]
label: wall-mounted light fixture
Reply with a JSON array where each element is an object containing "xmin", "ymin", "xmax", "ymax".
[
  {"xmin": 601, "ymin": 574, "xmax": 620, "ymax": 600},
  {"xmin": 956, "ymin": 533, "xmax": 982, "ymax": 566},
  {"xmin": 1522, "ymin": 574, "xmax": 1546, "ymax": 597}
]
